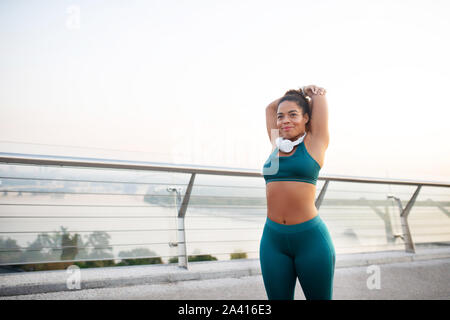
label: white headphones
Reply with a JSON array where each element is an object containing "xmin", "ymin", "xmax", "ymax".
[{"xmin": 276, "ymin": 132, "xmax": 307, "ymax": 153}]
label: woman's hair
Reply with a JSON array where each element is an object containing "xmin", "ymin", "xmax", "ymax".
[{"xmin": 278, "ymin": 89, "xmax": 312, "ymax": 132}]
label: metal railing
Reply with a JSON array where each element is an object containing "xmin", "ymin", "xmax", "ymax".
[{"xmin": 0, "ymin": 151, "xmax": 449, "ymax": 270}]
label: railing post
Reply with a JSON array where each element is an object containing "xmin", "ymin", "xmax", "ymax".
[
  {"xmin": 177, "ymin": 214, "xmax": 188, "ymax": 269},
  {"xmin": 173, "ymin": 173, "xmax": 196, "ymax": 269},
  {"xmin": 315, "ymin": 180, "xmax": 329, "ymax": 210},
  {"xmin": 388, "ymin": 185, "xmax": 421, "ymax": 253}
]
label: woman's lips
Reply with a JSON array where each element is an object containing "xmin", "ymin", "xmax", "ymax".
[{"xmin": 282, "ymin": 127, "xmax": 292, "ymax": 131}]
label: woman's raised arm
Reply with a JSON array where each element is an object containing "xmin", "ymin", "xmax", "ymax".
[
  {"xmin": 265, "ymin": 97, "xmax": 282, "ymax": 145},
  {"xmin": 308, "ymin": 93, "xmax": 330, "ymax": 148}
]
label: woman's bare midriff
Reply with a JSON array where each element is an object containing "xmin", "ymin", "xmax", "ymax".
[{"xmin": 266, "ymin": 180, "xmax": 318, "ymax": 225}]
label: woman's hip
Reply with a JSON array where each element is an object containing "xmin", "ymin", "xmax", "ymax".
[{"xmin": 260, "ymin": 215, "xmax": 335, "ymax": 258}]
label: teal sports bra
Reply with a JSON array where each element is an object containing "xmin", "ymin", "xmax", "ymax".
[{"xmin": 262, "ymin": 141, "xmax": 321, "ymax": 185}]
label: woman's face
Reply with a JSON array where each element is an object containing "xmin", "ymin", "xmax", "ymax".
[{"xmin": 276, "ymin": 100, "xmax": 308, "ymax": 140}]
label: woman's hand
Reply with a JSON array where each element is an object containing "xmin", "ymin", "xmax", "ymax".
[{"xmin": 302, "ymin": 85, "xmax": 326, "ymax": 97}]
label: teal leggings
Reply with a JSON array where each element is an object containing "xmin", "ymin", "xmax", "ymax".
[{"xmin": 259, "ymin": 214, "xmax": 336, "ymax": 300}]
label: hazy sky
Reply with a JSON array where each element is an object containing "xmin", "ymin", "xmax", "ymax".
[{"xmin": 1, "ymin": 0, "xmax": 449, "ymax": 182}]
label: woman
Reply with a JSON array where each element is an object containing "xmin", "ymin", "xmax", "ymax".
[{"xmin": 260, "ymin": 85, "xmax": 335, "ymax": 300}]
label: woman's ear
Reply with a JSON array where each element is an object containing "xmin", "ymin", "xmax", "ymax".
[{"xmin": 303, "ymin": 112, "xmax": 310, "ymax": 124}]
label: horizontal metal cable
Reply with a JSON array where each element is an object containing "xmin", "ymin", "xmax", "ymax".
[
  {"xmin": 1, "ymin": 198, "xmax": 446, "ymax": 205},
  {"xmin": 323, "ymin": 189, "xmax": 449, "ymax": 196},
  {"xmin": 0, "ymin": 203, "xmax": 166, "ymax": 207},
  {"xmin": 0, "ymin": 198, "xmax": 266, "ymax": 206},
  {"xmin": 4, "ymin": 186, "xmax": 445, "ymax": 197},
  {"xmin": 0, "ymin": 190, "xmax": 178, "ymax": 197},
  {"xmin": 324, "ymin": 218, "xmax": 449, "ymax": 223},
  {"xmin": 0, "ymin": 204, "xmax": 267, "ymax": 209},
  {"xmin": 325, "ymin": 220, "xmax": 450, "ymax": 224},
  {"xmin": 0, "ymin": 204, "xmax": 268, "ymax": 209},
  {"xmin": 0, "ymin": 239, "xmax": 261, "ymax": 253},
  {"xmin": 334, "ymin": 244, "xmax": 405, "ymax": 249},
  {"xmin": 3, "ymin": 188, "xmax": 430, "ymax": 198},
  {"xmin": 332, "ymin": 233, "xmax": 450, "ymax": 239},
  {"xmin": 0, "ymin": 227, "xmax": 262, "ymax": 234},
  {"xmin": 0, "ymin": 215, "xmax": 180, "ymax": 219},
  {"xmin": 184, "ymin": 250, "xmax": 259, "ymax": 256},
  {"xmin": 322, "ymin": 217, "xmax": 410, "ymax": 220},
  {"xmin": 1, "ymin": 202, "xmax": 446, "ymax": 209},
  {"xmin": 0, "ymin": 242, "xmax": 175, "ymax": 253},
  {"xmin": 0, "ymin": 254, "xmax": 178, "ymax": 267},
  {"xmin": 1, "ymin": 224, "xmax": 447, "ymax": 234},
  {"xmin": 0, "ymin": 229, "xmax": 445, "ymax": 237},
  {"xmin": 0, "ymin": 213, "xmax": 445, "ymax": 219},
  {"xmin": 328, "ymin": 225, "xmax": 449, "ymax": 230},
  {"xmin": 0, "ymin": 175, "xmax": 266, "ymax": 190},
  {"xmin": 406, "ymin": 232, "xmax": 450, "ymax": 236},
  {"xmin": 330, "ymin": 234, "xmax": 412, "ymax": 239},
  {"xmin": 0, "ymin": 214, "xmax": 265, "ymax": 219},
  {"xmin": 0, "ymin": 190, "xmax": 266, "ymax": 199},
  {"xmin": 0, "ymin": 229, "xmax": 179, "ymax": 234},
  {"xmin": 0, "ymin": 175, "xmax": 172, "ymax": 185}
]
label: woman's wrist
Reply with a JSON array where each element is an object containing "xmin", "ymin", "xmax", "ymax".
[
  {"xmin": 302, "ymin": 86, "xmax": 315, "ymax": 99},
  {"xmin": 303, "ymin": 86, "xmax": 326, "ymax": 98}
]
